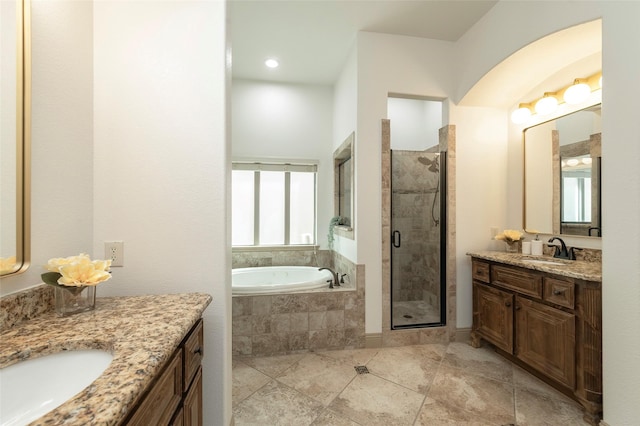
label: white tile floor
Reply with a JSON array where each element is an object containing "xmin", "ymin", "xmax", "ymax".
[{"xmin": 232, "ymin": 342, "xmax": 592, "ymax": 426}]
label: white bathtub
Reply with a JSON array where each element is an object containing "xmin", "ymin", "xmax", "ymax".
[{"xmin": 232, "ymin": 266, "xmax": 333, "ymax": 295}]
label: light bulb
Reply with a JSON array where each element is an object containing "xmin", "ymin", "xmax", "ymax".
[
  {"xmin": 511, "ymin": 105, "xmax": 532, "ymax": 124},
  {"xmin": 265, "ymin": 58, "xmax": 279, "ymax": 68},
  {"xmin": 567, "ymin": 159, "xmax": 580, "ymax": 167},
  {"xmin": 582, "ymin": 157, "xmax": 593, "ymax": 165},
  {"xmin": 564, "ymin": 80, "xmax": 591, "ymax": 104},
  {"xmin": 535, "ymin": 93, "xmax": 558, "ymax": 115}
]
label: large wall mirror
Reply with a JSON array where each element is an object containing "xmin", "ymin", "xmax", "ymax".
[
  {"xmin": 524, "ymin": 104, "xmax": 602, "ymax": 238},
  {"xmin": 1, "ymin": 0, "xmax": 31, "ymax": 276}
]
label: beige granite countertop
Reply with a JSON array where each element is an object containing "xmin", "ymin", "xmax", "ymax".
[
  {"xmin": 0, "ymin": 292, "xmax": 212, "ymax": 426},
  {"xmin": 467, "ymin": 250, "xmax": 602, "ymax": 282}
]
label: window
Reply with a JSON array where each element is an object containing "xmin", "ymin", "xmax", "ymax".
[{"xmin": 232, "ymin": 162, "xmax": 317, "ymax": 246}]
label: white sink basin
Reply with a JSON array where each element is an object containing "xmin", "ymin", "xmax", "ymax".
[
  {"xmin": 522, "ymin": 259, "xmax": 566, "ymax": 266},
  {"xmin": 0, "ymin": 349, "xmax": 113, "ymax": 426}
]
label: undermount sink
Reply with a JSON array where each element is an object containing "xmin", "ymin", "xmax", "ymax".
[
  {"xmin": 522, "ymin": 259, "xmax": 567, "ymax": 266},
  {"xmin": 0, "ymin": 349, "xmax": 113, "ymax": 426}
]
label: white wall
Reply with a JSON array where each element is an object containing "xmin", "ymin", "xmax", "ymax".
[
  {"xmin": 332, "ymin": 45, "xmax": 358, "ymax": 262},
  {"xmin": 1, "ymin": 0, "xmax": 94, "ymax": 296},
  {"xmin": 449, "ymin": 105, "xmax": 508, "ymax": 328},
  {"xmin": 600, "ymin": 3, "xmax": 640, "ymax": 424},
  {"xmin": 356, "ymin": 32, "xmax": 456, "ymax": 334},
  {"xmin": 92, "ymin": 2, "xmax": 231, "ymax": 425},
  {"xmin": 387, "ymin": 97, "xmax": 441, "ymax": 151},
  {"xmin": 231, "ymin": 79, "xmax": 334, "ymax": 249}
]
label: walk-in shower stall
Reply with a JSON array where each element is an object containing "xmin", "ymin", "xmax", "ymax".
[
  {"xmin": 390, "ymin": 149, "xmax": 446, "ymax": 328},
  {"xmin": 387, "ymin": 97, "xmax": 446, "ymax": 329}
]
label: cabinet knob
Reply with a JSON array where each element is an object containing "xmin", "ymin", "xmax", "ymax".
[
  {"xmin": 553, "ymin": 289, "xmax": 566, "ymax": 296},
  {"xmin": 194, "ymin": 347, "xmax": 203, "ymax": 356},
  {"xmin": 505, "ymin": 301, "xmax": 511, "ymax": 307},
  {"xmin": 515, "ymin": 305, "xmax": 521, "ymax": 311}
]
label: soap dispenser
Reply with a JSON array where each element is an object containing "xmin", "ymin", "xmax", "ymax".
[{"xmin": 531, "ymin": 234, "xmax": 543, "ymax": 256}]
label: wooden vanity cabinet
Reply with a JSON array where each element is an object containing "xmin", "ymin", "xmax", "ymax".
[
  {"xmin": 471, "ymin": 259, "xmax": 602, "ymax": 425},
  {"xmin": 123, "ymin": 319, "xmax": 204, "ymax": 426}
]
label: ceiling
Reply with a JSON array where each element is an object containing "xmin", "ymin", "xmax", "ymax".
[{"xmin": 230, "ymin": 0, "xmax": 498, "ymax": 85}]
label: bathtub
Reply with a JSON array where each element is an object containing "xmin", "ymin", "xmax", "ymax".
[{"xmin": 232, "ymin": 266, "xmax": 333, "ymax": 295}]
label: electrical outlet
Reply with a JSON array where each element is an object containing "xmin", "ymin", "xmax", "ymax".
[{"xmin": 105, "ymin": 241, "xmax": 124, "ymax": 267}]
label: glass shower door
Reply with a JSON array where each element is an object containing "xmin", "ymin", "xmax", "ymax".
[{"xmin": 390, "ymin": 149, "xmax": 445, "ymax": 328}]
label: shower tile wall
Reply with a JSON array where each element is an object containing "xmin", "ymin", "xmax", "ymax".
[
  {"xmin": 391, "ymin": 150, "xmax": 441, "ymax": 307},
  {"xmin": 232, "ymin": 249, "xmax": 365, "ymax": 357}
]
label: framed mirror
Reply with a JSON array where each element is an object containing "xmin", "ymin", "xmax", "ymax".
[
  {"xmin": 523, "ymin": 104, "xmax": 601, "ymax": 237},
  {"xmin": 1, "ymin": 0, "xmax": 31, "ymax": 276}
]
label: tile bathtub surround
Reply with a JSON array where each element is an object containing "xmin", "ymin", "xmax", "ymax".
[
  {"xmin": 232, "ymin": 247, "xmax": 365, "ymax": 357},
  {"xmin": 232, "ymin": 342, "xmax": 591, "ymax": 425},
  {"xmin": 0, "ymin": 292, "xmax": 212, "ymax": 425},
  {"xmin": 232, "ymin": 288, "xmax": 365, "ymax": 357},
  {"xmin": 232, "ymin": 248, "xmax": 332, "ymax": 269},
  {"xmin": 0, "ymin": 284, "xmax": 54, "ymax": 331}
]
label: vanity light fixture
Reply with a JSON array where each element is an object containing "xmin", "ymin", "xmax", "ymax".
[
  {"xmin": 510, "ymin": 103, "xmax": 533, "ymax": 124},
  {"xmin": 511, "ymin": 71, "xmax": 602, "ymax": 124},
  {"xmin": 534, "ymin": 92, "xmax": 559, "ymax": 115},
  {"xmin": 265, "ymin": 58, "xmax": 279, "ymax": 68},
  {"xmin": 563, "ymin": 78, "xmax": 591, "ymax": 104}
]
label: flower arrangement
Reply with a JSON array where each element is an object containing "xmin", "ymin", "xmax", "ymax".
[
  {"xmin": 494, "ymin": 229, "xmax": 524, "ymax": 244},
  {"xmin": 42, "ymin": 253, "xmax": 112, "ymax": 316},
  {"xmin": 42, "ymin": 253, "xmax": 112, "ymax": 289}
]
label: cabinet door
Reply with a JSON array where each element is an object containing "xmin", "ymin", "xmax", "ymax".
[
  {"xmin": 473, "ymin": 282, "xmax": 513, "ymax": 353},
  {"xmin": 515, "ymin": 296, "xmax": 576, "ymax": 388},
  {"xmin": 126, "ymin": 350, "xmax": 183, "ymax": 426},
  {"xmin": 183, "ymin": 367, "xmax": 203, "ymax": 426}
]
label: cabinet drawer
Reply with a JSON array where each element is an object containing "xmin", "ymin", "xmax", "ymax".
[
  {"xmin": 492, "ymin": 265, "xmax": 542, "ymax": 298},
  {"xmin": 183, "ymin": 319, "xmax": 204, "ymax": 392},
  {"xmin": 472, "ymin": 261, "xmax": 490, "ymax": 283},
  {"xmin": 543, "ymin": 277, "xmax": 575, "ymax": 309},
  {"xmin": 127, "ymin": 350, "xmax": 183, "ymax": 426}
]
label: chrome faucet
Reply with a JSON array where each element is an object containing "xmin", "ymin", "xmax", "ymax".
[
  {"xmin": 547, "ymin": 237, "xmax": 572, "ymax": 260},
  {"xmin": 318, "ymin": 267, "xmax": 339, "ymax": 289}
]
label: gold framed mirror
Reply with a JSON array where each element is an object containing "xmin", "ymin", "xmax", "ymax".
[
  {"xmin": 1, "ymin": 0, "xmax": 31, "ymax": 276},
  {"xmin": 523, "ymin": 104, "xmax": 601, "ymax": 238}
]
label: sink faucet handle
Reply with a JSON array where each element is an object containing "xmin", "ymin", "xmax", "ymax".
[
  {"xmin": 547, "ymin": 237, "xmax": 570, "ymax": 259},
  {"xmin": 568, "ymin": 247, "xmax": 583, "ymax": 260}
]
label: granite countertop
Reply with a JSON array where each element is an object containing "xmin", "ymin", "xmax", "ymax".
[
  {"xmin": 0, "ymin": 292, "xmax": 212, "ymax": 425},
  {"xmin": 467, "ymin": 250, "xmax": 602, "ymax": 282}
]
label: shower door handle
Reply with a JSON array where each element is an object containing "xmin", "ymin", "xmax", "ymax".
[{"xmin": 392, "ymin": 230, "xmax": 401, "ymax": 248}]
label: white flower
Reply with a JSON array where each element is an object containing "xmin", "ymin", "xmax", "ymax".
[
  {"xmin": 44, "ymin": 253, "xmax": 112, "ymax": 287},
  {"xmin": 495, "ymin": 229, "xmax": 523, "ymax": 243}
]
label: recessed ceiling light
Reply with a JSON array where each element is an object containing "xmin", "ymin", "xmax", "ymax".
[{"xmin": 265, "ymin": 59, "xmax": 279, "ymax": 68}]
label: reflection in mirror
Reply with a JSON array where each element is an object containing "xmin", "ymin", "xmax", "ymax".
[
  {"xmin": 524, "ymin": 104, "xmax": 601, "ymax": 237},
  {"xmin": 0, "ymin": 0, "xmax": 30, "ymax": 275}
]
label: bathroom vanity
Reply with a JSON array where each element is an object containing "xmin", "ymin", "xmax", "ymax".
[
  {"xmin": 468, "ymin": 251, "xmax": 602, "ymax": 425},
  {"xmin": 0, "ymin": 290, "xmax": 211, "ymax": 425}
]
